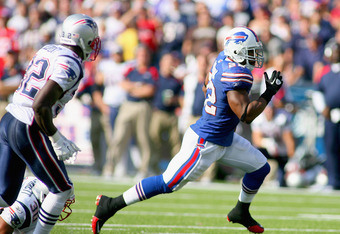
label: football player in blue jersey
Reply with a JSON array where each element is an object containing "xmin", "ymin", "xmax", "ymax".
[
  {"xmin": 0, "ymin": 14, "xmax": 101, "ymax": 233},
  {"xmin": 92, "ymin": 26, "xmax": 283, "ymax": 234}
]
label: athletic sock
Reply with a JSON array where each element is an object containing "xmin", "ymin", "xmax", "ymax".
[
  {"xmin": 33, "ymin": 191, "xmax": 71, "ymax": 234},
  {"xmin": 239, "ymin": 163, "xmax": 270, "ymax": 203},
  {"xmin": 123, "ymin": 175, "xmax": 172, "ymax": 205}
]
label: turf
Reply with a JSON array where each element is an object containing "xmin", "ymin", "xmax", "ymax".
[{"xmin": 52, "ymin": 174, "xmax": 340, "ymax": 234}]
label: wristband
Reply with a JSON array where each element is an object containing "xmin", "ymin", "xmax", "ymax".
[
  {"xmin": 240, "ymin": 103, "xmax": 249, "ymax": 122},
  {"xmin": 260, "ymin": 90, "xmax": 274, "ymax": 103},
  {"xmin": 49, "ymin": 131, "xmax": 61, "ymax": 143}
]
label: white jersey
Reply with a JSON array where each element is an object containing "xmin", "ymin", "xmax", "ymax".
[
  {"xmin": 0, "ymin": 177, "xmax": 49, "ymax": 233},
  {"xmin": 98, "ymin": 59, "xmax": 134, "ymax": 107},
  {"xmin": 251, "ymin": 108, "xmax": 293, "ymax": 156},
  {"xmin": 6, "ymin": 44, "xmax": 83, "ymax": 125}
]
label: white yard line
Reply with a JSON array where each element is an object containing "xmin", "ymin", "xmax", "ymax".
[
  {"xmin": 71, "ymin": 175, "xmax": 340, "ymax": 197},
  {"xmin": 56, "ymin": 223, "xmax": 340, "ymax": 233},
  {"xmin": 73, "ymin": 209, "xmax": 340, "ymax": 221}
]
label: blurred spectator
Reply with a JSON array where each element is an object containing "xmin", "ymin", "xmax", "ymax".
[
  {"xmin": 251, "ymin": 99, "xmax": 295, "ymax": 187},
  {"xmin": 0, "ymin": 6, "xmax": 19, "ymax": 72},
  {"xmin": 315, "ymin": 29, "xmax": 340, "ymax": 83},
  {"xmin": 20, "ymin": 4, "xmax": 42, "ymax": 51},
  {"xmin": 149, "ymin": 53, "xmax": 183, "ymax": 174},
  {"xmin": 77, "ymin": 58, "xmax": 106, "ymax": 176},
  {"xmin": 259, "ymin": 26, "xmax": 284, "ymax": 67},
  {"xmin": 102, "ymin": 2, "xmax": 126, "ymax": 41},
  {"xmin": 134, "ymin": 3, "xmax": 161, "ymax": 54},
  {"xmin": 330, "ymin": 0, "xmax": 340, "ymax": 30},
  {"xmin": 314, "ymin": 41, "xmax": 340, "ymax": 190},
  {"xmin": 182, "ymin": 6, "xmax": 217, "ymax": 57},
  {"xmin": 248, "ymin": 4, "xmax": 271, "ymax": 36},
  {"xmin": 309, "ymin": 9, "xmax": 335, "ymax": 47},
  {"xmin": 270, "ymin": 12, "xmax": 291, "ymax": 43},
  {"xmin": 216, "ymin": 12, "xmax": 234, "ymax": 52},
  {"xmin": 285, "ymin": 16, "xmax": 324, "ymax": 87},
  {"xmin": 228, "ymin": 0, "xmax": 251, "ymax": 27},
  {"xmin": 93, "ymin": 44, "xmax": 130, "ymax": 138},
  {"xmin": 158, "ymin": 0, "xmax": 188, "ymax": 56},
  {"xmin": 0, "ymin": 50, "xmax": 24, "ymax": 119},
  {"xmin": 198, "ymin": 0, "xmax": 228, "ymax": 20},
  {"xmin": 93, "ymin": 44, "xmax": 135, "ymax": 177},
  {"xmin": 189, "ymin": 53, "xmax": 209, "ymax": 125},
  {"xmin": 115, "ymin": 7, "xmax": 140, "ymax": 62},
  {"xmin": 103, "ymin": 44, "xmax": 157, "ymax": 179},
  {"xmin": 7, "ymin": 2, "xmax": 29, "ymax": 34},
  {"xmin": 178, "ymin": 0, "xmax": 196, "ymax": 27}
]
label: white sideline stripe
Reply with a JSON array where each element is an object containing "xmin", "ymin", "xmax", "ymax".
[
  {"xmin": 56, "ymin": 223, "xmax": 340, "ymax": 233},
  {"xmin": 74, "ymin": 209, "xmax": 340, "ymax": 221},
  {"xmin": 71, "ymin": 175, "xmax": 340, "ymax": 197},
  {"xmin": 103, "ymin": 203, "xmax": 340, "ymax": 213},
  {"xmin": 71, "ymin": 175, "xmax": 340, "ymax": 194},
  {"xmin": 75, "ymin": 200, "xmax": 340, "ymax": 213},
  {"xmin": 299, "ymin": 214, "xmax": 340, "ymax": 220}
]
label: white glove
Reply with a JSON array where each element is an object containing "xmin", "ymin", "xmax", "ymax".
[{"xmin": 49, "ymin": 131, "xmax": 81, "ymax": 161}]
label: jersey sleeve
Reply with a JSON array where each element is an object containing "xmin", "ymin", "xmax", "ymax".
[
  {"xmin": 220, "ymin": 63, "xmax": 253, "ymax": 92},
  {"xmin": 50, "ymin": 56, "xmax": 82, "ymax": 92}
]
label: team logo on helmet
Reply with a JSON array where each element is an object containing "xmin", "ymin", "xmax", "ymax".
[
  {"xmin": 225, "ymin": 32, "xmax": 248, "ymax": 46},
  {"xmin": 73, "ymin": 19, "xmax": 97, "ymax": 31}
]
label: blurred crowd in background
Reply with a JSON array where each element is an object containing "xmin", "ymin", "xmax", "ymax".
[{"xmin": 1, "ymin": 0, "xmax": 340, "ymax": 190}]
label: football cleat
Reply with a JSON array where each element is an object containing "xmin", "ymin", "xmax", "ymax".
[
  {"xmin": 92, "ymin": 215, "xmax": 104, "ymax": 234},
  {"xmin": 92, "ymin": 195, "xmax": 106, "ymax": 234},
  {"xmin": 227, "ymin": 201, "xmax": 264, "ymax": 233},
  {"xmin": 92, "ymin": 195, "xmax": 121, "ymax": 234}
]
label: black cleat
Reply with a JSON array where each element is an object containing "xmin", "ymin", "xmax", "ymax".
[
  {"xmin": 227, "ymin": 201, "xmax": 264, "ymax": 233},
  {"xmin": 92, "ymin": 195, "xmax": 114, "ymax": 234},
  {"xmin": 92, "ymin": 194, "xmax": 126, "ymax": 234}
]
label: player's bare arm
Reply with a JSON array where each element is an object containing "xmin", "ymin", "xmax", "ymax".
[
  {"xmin": 228, "ymin": 70, "xmax": 283, "ymax": 124},
  {"xmin": 227, "ymin": 89, "xmax": 267, "ymax": 124},
  {"xmin": 32, "ymin": 80, "xmax": 63, "ymax": 136},
  {"xmin": 0, "ymin": 216, "xmax": 13, "ymax": 234}
]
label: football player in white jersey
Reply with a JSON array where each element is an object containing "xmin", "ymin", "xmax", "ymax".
[
  {"xmin": 0, "ymin": 14, "xmax": 100, "ymax": 233},
  {"xmin": 0, "ymin": 177, "xmax": 75, "ymax": 234},
  {"xmin": 92, "ymin": 27, "xmax": 282, "ymax": 234}
]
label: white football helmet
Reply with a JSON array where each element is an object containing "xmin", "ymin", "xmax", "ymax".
[
  {"xmin": 224, "ymin": 27, "xmax": 264, "ymax": 70},
  {"xmin": 60, "ymin": 14, "xmax": 101, "ymax": 61}
]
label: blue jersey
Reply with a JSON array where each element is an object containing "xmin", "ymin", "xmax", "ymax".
[
  {"xmin": 125, "ymin": 66, "xmax": 157, "ymax": 102},
  {"xmin": 153, "ymin": 74, "xmax": 183, "ymax": 113},
  {"xmin": 191, "ymin": 51, "xmax": 253, "ymax": 146},
  {"xmin": 318, "ymin": 65, "xmax": 340, "ymax": 109}
]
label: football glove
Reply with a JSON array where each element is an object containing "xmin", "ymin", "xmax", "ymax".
[
  {"xmin": 260, "ymin": 70, "xmax": 283, "ymax": 103},
  {"xmin": 49, "ymin": 131, "xmax": 81, "ymax": 161}
]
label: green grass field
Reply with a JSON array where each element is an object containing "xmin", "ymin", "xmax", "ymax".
[{"xmin": 51, "ymin": 173, "xmax": 340, "ymax": 234}]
